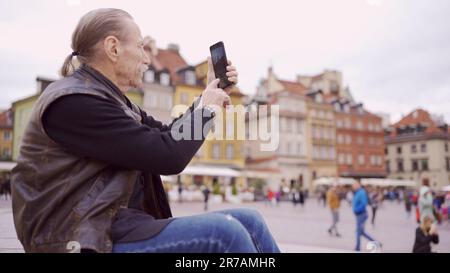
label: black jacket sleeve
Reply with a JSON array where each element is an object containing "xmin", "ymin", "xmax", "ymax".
[{"xmin": 42, "ymin": 94, "xmax": 214, "ymax": 175}]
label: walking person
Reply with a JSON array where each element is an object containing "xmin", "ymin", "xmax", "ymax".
[
  {"xmin": 369, "ymin": 187, "xmax": 382, "ymax": 226},
  {"xmin": 352, "ymin": 181, "xmax": 380, "ymax": 251},
  {"xmin": 326, "ymin": 185, "xmax": 341, "ymax": 237},
  {"xmin": 298, "ymin": 188, "xmax": 305, "ymax": 208},
  {"xmin": 418, "ymin": 185, "xmax": 435, "ymax": 223},
  {"xmin": 201, "ymin": 185, "xmax": 211, "ymax": 211},
  {"xmin": 404, "ymin": 189, "xmax": 412, "ymax": 219}
]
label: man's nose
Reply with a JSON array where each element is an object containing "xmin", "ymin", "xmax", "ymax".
[{"xmin": 143, "ymin": 53, "xmax": 151, "ymax": 66}]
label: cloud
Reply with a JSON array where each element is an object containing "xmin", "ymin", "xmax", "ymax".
[{"xmin": 0, "ymin": 0, "xmax": 449, "ymax": 123}]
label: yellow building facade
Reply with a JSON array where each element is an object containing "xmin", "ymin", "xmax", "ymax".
[{"xmin": 172, "ymin": 61, "xmax": 246, "ymax": 190}]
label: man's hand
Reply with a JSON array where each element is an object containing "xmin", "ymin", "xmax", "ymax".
[
  {"xmin": 206, "ymin": 57, "xmax": 238, "ymax": 95},
  {"xmin": 201, "ymin": 79, "xmax": 230, "ymax": 108}
]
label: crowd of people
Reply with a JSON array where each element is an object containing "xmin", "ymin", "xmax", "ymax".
[{"xmin": 260, "ymin": 179, "xmax": 450, "ymax": 253}]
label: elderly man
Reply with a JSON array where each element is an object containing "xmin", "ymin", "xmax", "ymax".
[{"xmin": 11, "ymin": 8, "xmax": 280, "ymax": 253}]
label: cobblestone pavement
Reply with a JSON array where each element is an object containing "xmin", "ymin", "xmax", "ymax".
[{"xmin": 1, "ymin": 198, "xmax": 449, "ymax": 253}]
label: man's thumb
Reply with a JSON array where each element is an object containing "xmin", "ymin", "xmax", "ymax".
[{"xmin": 207, "ymin": 78, "xmax": 220, "ymax": 89}]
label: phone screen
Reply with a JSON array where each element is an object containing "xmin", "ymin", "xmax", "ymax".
[{"xmin": 210, "ymin": 41, "xmax": 232, "ymax": 89}]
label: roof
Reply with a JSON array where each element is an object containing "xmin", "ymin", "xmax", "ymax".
[
  {"xmin": 0, "ymin": 109, "xmax": 13, "ymax": 127},
  {"xmin": 246, "ymin": 155, "xmax": 277, "ymax": 164},
  {"xmin": 278, "ymin": 79, "xmax": 306, "ymax": 95},
  {"xmin": 152, "ymin": 48, "xmax": 189, "ymax": 84},
  {"xmin": 388, "ymin": 108, "xmax": 449, "ymax": 138}
]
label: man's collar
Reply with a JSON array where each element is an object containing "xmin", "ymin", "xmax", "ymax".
[{"xmin": 77, "ymin": 64, "xmax": 129, "ymax": 105}]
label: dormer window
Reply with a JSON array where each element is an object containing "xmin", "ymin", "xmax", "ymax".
[
  {"xmin": 358, "ymin": 107, "xmax": 364, "ymax": 115},
  {"xmin": 185, "ymin": 70, "xmax": 196, "ymax": 85},
  {"xmin": 344, "ymin": 104, "xmax": 350, "ymax": 113},
  {"xmin": 144, "ymin": 69, "xmax": 154, "ymax": 83},
  {"xmin": 160, "ymin": 72, "xmax": 170, "ymax": 86},
  {"xmin": 334, "ymin": 103, "xmax": 340, "ymax": 112},
  {"xmin": 316, "ymin": 93, "xmax": 323, "ymax": 103}
]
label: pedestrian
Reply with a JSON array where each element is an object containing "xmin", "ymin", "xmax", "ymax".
[
  {"xmin": 201, "ymin": 185, "xmax": 210, "ymax": 211},
  {"xmin": 352, "ymin": 181, "xmax": 380, "ymax": 251},
  {"xmin": 369, "ymin": 187, "xmax": 382, "ymax": 226},
  {"xmin": 418, "ymin": 185, "xmax": 434, "ymax": 223},
  {"xmin": 298, "ymin": 189, "xmax": 305, "ymax": 208},
  {"xmin": 412, "ymin": 215, "xmax": 439, "ymax": 253},
  {"xmin": 178, "ymin": 183, "xmax": 184, "ymax": 203},
  {"xmin": 404, "ymin": 190, "xmax": 412, "ymax": 219},
  {"xmin": 326, "ymin": 185, "xmax": 341, "ymax": 237}
]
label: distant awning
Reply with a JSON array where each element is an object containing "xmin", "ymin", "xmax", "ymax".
[
  {"xmin": 0, "ymin": 161, "xmax": 16, "ymax": 171},
  {"xmin": 181, "ymin": 165, "xmax": 241, "ymax": 177},
  {"xmin": 361, "ymin": 178, "xmax": 416, "ymax": 187},
  {"xmin": 313, "ymin": 177, "xmax": 417, "ymax": 187},
  {"xmin": 313, "ymin": 177, "xmax": 356, "ymax": 186}
]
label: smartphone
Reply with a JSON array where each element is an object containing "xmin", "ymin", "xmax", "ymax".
[{"xmin": 210, "ymin": 41, "xmax": 233, "ymax": 90}]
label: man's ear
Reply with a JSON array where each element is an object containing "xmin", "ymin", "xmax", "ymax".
[{"xmin": 103, "ymin": 35, "xmax": 121, "ymax": 62}]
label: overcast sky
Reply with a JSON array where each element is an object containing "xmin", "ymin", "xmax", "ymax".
[{"xmin": 1, "ymin": 0, "xmax": 449, "ymax": 123}]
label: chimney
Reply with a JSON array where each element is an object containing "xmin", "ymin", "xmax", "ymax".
[{"xmin": 167, "ymin": 43, "xmax": 180, "ymax": 52}]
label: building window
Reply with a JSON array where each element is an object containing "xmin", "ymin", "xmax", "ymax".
[
  {"xmin": 2, "ymin": 148, "xmax": 11, "ymax": 158},
  {"xmin": 445, "ymin": 143, "xmax": 449, "ymax": 152},
  {"xmin": 370, "ymin": 155, "xmax": 375, "ymax": 166},
  {"xmin": 356, "ymin": 120, "xmax": 364, "ymax": 130},
  {"xmin": 212, "ymin": 144, "xmax": 220, "ymax": 159},
  {"xmin": 297, "ymin": 120, "xmax": 303, "ymax": 134},
  {"xmin": 421, "ymin": 159, "xmax": 429, "ymax": 171},
  {"xmin": 337, "ymin": 134, "xmax": 343, "ymax": 144},
  {"xmin": 397, "ymin": 146, "xmax": 402, "ymax": 154},
  {"xmin": 180, "ymin": 92, "xmax": 189, "ymax": 104},
  {"xmin": 320, "ymin": 146, "xmax": 327, "ymax": 159},
  {"xmin": 346, "ymin": 154, "xmax": 353, "ymax": 165},
  {"xmin": 412, "ymin": 160, "xmax": 419, "ymax": 171},
  {"xmin": 316, "ymin": 94, "xmax": 323, "ymax": 103},
  {"xmin": 397, "ymin": 159, "xmax": 404, "ymax": 172},
  {"xmin": 334, "ymin": 103, "xmax": 341, "ymax": 112},
  {"xmin": 411, "ymin": 144, "xmax": 417, "ymax": 154},
  {"xmin": 298, "ymin": 143, "xmax": 303, "ymax": 156},
  {"xmin": 226, "ymin": 144, "xmax": 234, "ymax": 159},
  {"xmin": 286, "ymin": 118, "xmax": 292, "ymax": 133},
  {"xmin": 446, "ymin": 157, "xmax": 450, "ymax": 171},
  {"xmin": 420, "ymin": 143, "xmax": 427, "ymax": 153},
  {"xmin": 338, "ymin": 153, "xmax": 345, "ymax": 164},
  {"xmin": 386, "ymin": 160, "xmax": 390, "ymax": 173},
  {"xmin": 384, "ymin": 148, "xmax": 388, "ymax": 155},
  {"xmin": 160, "ymin": 73, "xmax": 170, "ymax": 86},
  {"xmin": 357, "ymin": 136, "xmax": 364, "ymax": 145},
  {"xmin": 185, "ymin": 71, "xmax": 196, "ymax": 85},
  {"xmin": 287, "ymin": 142, "xmax": 292, "ymax": 156},
  {"xmin": 3, "ymin": 131, "xmax": 11, "ymax": 141},
  {"xmin": 144, "ymin": 70, "xmax": 155, "ymax": 83},
  {"xmin": 329, "ymin": 147, "xmax": 335, "ymax": 160},
  {"xmin": 345, "ymin": 135, "xmax": 352, "ymax": 145},
  {"xmin": 344, "ymin": 104, "xmax": 350, "ymax": 113},
  {"xmin": 358, "ymin": 154, "xmax": 365, "ymax": 165},
  {"xmin": 345, "ymin": 118, "xmax": 351, "ymax": 128}
]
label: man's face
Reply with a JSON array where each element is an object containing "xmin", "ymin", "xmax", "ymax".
[{"xmin": 115, "ymin": 19, "xmax": 150, "ymax": 90}]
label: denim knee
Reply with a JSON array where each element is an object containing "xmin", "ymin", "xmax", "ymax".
[
  {"xmin": 207, "ymin": 213, "xmax": 257, "ymax": 253},
  {"xmin": 221, "ymin": 208, "xmax": 265, "ymax": 224}
]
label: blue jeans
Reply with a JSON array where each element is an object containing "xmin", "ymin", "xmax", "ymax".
[
  {"xmin": 355, "ymin": 211, "xmax": 375, "ymax": 251},
  {"xmin": 112, "ymin": 208, "xmax": 281, "ymax": 253}
]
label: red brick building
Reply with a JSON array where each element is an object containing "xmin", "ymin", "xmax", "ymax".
[{"xmin": 331, "ymin": 99, "xmax": 386, "ymax": 178}]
